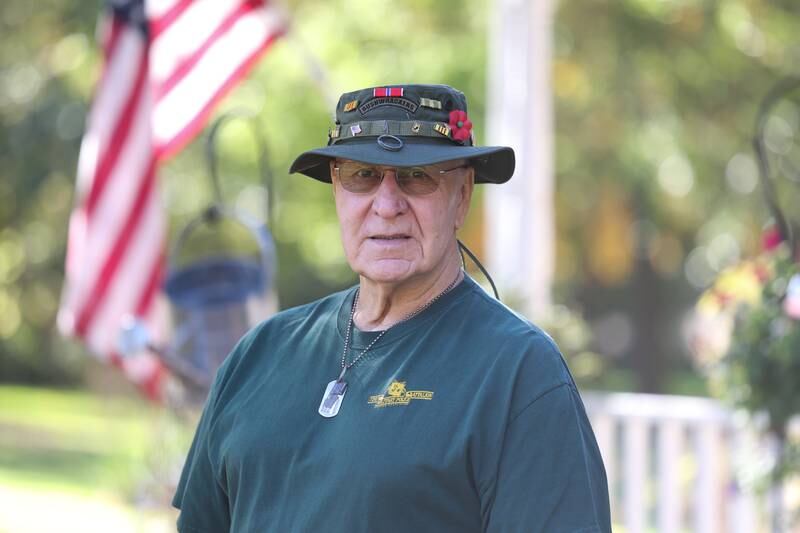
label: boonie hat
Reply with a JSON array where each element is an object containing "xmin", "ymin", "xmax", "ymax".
[{"xmin": 289, "ymin": 84, "xmax": 515, "ymax": 184}]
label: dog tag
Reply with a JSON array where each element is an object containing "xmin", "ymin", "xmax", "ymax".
[{"xmin": 319, "ymin": 379, "xmax": 348, "ymax": 418}]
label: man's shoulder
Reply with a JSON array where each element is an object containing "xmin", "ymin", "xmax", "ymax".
[
  {"xmin": 210, "ymin": 287, "xmax": 353, "ymax": 394},
  {"xmin": 261, "ymin": 286, "xmax": 354, "ymax": 331},
  {"xmin": 459, "ymin": 278, "xmax": 574, "ymax": 398},
  {"xmin": 461, "ymin": 278, "xmax": 561, "ymax": 353}
]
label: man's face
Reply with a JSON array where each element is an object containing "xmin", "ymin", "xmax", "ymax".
[{"xmin": 331, "ymin": 159, "xmax": 474, "ymax": 285}]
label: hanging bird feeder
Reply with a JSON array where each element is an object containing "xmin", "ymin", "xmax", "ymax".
[{"xmin": 119, "ymin": 110, "xmax": 277, "ymax": 405}]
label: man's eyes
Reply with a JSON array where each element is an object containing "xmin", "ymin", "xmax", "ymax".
[
  {"xmin": 349, "ymin": 167, "xmax": 431, "ymax": 180},
  {"xmin": 355, "ymin": 169, "xmax": 379, "ymax": 178}
]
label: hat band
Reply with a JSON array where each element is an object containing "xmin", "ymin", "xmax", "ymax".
[{"xmin": 328, "ymin": 119, "xmax": 471, "ymax": 146}]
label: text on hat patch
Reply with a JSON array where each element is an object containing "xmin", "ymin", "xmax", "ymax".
[{"xmin": 359, "ymin": 97, "xmax": 418, "ymax": 116}]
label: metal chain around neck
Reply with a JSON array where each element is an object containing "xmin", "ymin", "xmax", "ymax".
[{"xmin": 339, "ymin": 270, "xmax": 463, "ymax": 375}]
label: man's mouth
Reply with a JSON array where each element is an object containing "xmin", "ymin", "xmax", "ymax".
[{"xmin": 370, "ymin": 234, "xmax": 410, "ymax": 240}]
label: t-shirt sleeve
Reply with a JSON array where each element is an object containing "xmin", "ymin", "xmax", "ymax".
[
  {"xmin": 483, "ymin": 383, "xmax": 611, "ymax": 533},
  {"xmin": 172, "ymin": 376, "xmax": 231, "ymax": 532},
  {"xmin": 172, "ymin": 322, "xmax": 267, "ymax": 532}
]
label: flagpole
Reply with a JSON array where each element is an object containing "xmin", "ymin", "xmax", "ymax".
[
  {"xmin": 284, "ymin": 29, "xmax": 339, "ymax": 113},
  {"xmin": 485, "ymin": 0, "xmax": 556, "ymax": 319}
]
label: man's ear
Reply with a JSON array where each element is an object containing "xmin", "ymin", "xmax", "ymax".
[
  {"xmin": 454, "ymin": 168, "xmax": 475, "ymax": 230},
  {"xmin": 329, "ymin": 160, "xmax": 337, "ymax": 197}
]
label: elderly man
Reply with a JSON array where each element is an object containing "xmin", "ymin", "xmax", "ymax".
[{"xmin": 173, "ymin": 84, "xmax": 611, "ymax": 532}]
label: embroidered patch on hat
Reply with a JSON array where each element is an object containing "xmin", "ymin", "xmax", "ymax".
[
  {"xmin": 329, "ymin": 125, "xmax": 341, "ymax": 139},
  {"xmin": 433, "ymin": 123, "xmax": 451, "ymax": 137},
  {"xmin": 358, "ymin": 97, "xmax": 419, "ymax": 115},
  {"xmin": 350, "ymin": 124, "xmax": 362, "ymax": 135},
  {"xmin": 419, "ymin": 97, "xmax": 442, "ymax": 109},
  {"xmin": 343, "ymin": 99, "xmax": 359, "ymax": 112},
  {"xmin": 373, "ymin": 87, "xmax": 404, "ymax": 97}
]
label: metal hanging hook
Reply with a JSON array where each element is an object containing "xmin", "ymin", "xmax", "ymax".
[
  {"xmin": 204, "ymin": 108, "xmax": 275, "ymax": 229},
  {"xmin": 753, "ymin": 77, "xmax": 800, "ymax": 256}
]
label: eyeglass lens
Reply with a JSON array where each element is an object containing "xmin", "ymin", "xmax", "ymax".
[{"xmin": 335, "ymin": 163, "xmax": 445, "ymax": 195}]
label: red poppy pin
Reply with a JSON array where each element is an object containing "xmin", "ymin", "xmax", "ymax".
[{"xmin": 448, "ymin": 110, "xmax": 472, "ymax": 143}]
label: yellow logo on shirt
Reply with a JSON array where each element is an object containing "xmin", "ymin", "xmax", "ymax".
[
  {"xmin": 387, "ymin": 381, "xmax": 407, "ymax": 397},
  {"xmin": 369, "ymin": 380, "xmax": 434, "ymax": 408}
]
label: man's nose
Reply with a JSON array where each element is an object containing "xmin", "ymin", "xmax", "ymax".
[{"xmin": 371, "ymin": 170, "xmax": 408, "ymax": 218}]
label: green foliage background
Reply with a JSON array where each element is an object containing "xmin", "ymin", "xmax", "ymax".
[
  {"xmin": 1, "ymin": 0, "xmax": 799, "ymax": 392},
  {"xmin": 723, "ymin": 251, "xmax": 800, "ymax": 437}
]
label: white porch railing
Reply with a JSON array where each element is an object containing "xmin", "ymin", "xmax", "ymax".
[{"xmin": 583, "ymin": 392, "xmax": 792, "ymax": 533}]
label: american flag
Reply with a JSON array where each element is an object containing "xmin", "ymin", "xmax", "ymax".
[{"xmin": 58, "ymin": 0, "xmax": 286, "ymax": 397}]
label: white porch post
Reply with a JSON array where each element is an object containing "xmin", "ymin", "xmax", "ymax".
[{"xmin": 485, "ymin": 0, "xmax": 556, "ymax": 319}]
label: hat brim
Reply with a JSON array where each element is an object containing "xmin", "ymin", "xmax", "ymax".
[{"xmin": 289, "ymin": 138, "xmax": 515, "ymax": 184}]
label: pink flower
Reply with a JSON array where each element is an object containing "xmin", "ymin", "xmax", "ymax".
[
  {"xmin": 784, "ymin": 274, "xmax": 800, "ymax": 320},
  {"xmin": 448, "ymin": 110, "xmax": 472, "ymax": 143},
  {"xmin": 762, "ymin": 225, "xmax": 784, "ymax": 252}
]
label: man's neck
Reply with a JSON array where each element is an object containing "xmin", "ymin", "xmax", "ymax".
[{"xmin": 353, "ymin": 258, "xmax": 463, "ymax": 332}]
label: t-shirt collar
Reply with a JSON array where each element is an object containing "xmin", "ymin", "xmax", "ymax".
[{"xmin": 336, "ymin": 274, "xmax": 475, "ymax": 351}]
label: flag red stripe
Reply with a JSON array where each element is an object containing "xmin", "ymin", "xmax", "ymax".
[
  {"xmin": 89, "ymin": 17, "xmax": 124, "ymax": 106},
  {"xmin": 102, "ymin": 18, "xmax": 124, "ymax": 64},
  {"xmin": 109, "ymin": 351, "xmax": 123, "ymax": 367},
  {"xmin": 149, "ymin": 0, "xmax": 194, "ymax": 39},
  {"xmin": 84, "ymin": 49, "xmax": 149, "ymax": 216},
  {"xmin": 133, "ymin": 250, "xmax": 167, "ymax": 402},
  {"xmin": 153, "ymin": 1, "xmax": 261, "ymax": 100},
  {"xmin": 141, "ymin": 363, "xmax": 167, "ymax": 400},
  {"xmin": 74, "ymin": 156, "xmax": 157, "ymax": 337},
  {"xmin": 155, "ymin": 29, "xmax": 284, "ymax": 161},
  {"xmin": 133, "ymin": 247, "xmax": 167, "ymax": 401},
  {"xmin": 107, "ymin": 352, "xmax": 165, "ymax": 403},
  {"xmin": 62, "ymin": 0, "xmax": 286, "ymax": 397},
  {"xmin": 135, "ymin": 244, "xmax": 164, "ymax": 316},
  {"xmin": 107, "ymin": 352, "xmax": 164, "ymax": 403}
]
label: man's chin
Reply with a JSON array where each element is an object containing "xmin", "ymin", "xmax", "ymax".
[{"xmin": 356, "ymin": 259, "xmax": 417, "ymax": 284}]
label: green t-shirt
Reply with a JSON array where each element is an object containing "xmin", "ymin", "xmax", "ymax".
[{"xmin": 173, "ymin": 276, "xmax": 611, "ymax": 532}]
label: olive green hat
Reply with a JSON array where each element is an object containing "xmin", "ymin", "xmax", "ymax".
[{"xmin": 289, "ymin": 84, "xmax": 515, "ymax": 184}]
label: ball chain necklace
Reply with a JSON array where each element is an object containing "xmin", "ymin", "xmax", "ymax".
[{"xmin": 318, "ymin": 270, "xmax": 463, "ymax": 418}]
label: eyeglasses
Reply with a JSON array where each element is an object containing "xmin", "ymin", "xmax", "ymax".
[{"xmin": 333, "ymin": 161, "xmax": 468, "ymax": 196}]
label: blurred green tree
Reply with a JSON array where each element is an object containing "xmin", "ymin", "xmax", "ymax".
[
  {"xmin": 1, "ymin": 0, "xmax": 798, "ymax": 394},
  {"xmin": 0, "ymin": 1, "xmax": 98, "ymax": 384},
  {"xmin": 554, "ymin": 0, "xmax": 800, "ymax": 392},
  {"xmin": 0, "ymin": 0, "xmax": 492, "ymax": 385}
]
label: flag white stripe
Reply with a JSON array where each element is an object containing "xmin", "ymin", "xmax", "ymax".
[
  {"xmin": 83, "ymin": 88, "xmax": 153, "ymax": 281},
  {"xmin": 149, "ymin": 0, "xmax": 243, "ymax": 83},
  {"xmin": 152, "ymin": 10, "xmax": 282, "ymax": 145},
  {"xmin": 60, "ymin": 0, "xmax": 286, "ymax": 395},
  {"xmin": 58, "ymin": 208, "xmax": 89, "ymax": 334},
  {"xmin": 145, "ymin": 0, "xmax": 182, "ymax": 20},
  {"xmin": 121, "ymin": 297, "xmax": 169, "ymax": 384},
  {"xmin": 122, "ymin": 351, "xmax": 163, "ymax": 385},
  {"xmin": 77, "ymin": 29, "xmax": 145, "ymax": 194},
  {"xmin": 63, "ymin": 84, "xmax": 154, "ymax": 323},
  {"xmin": 86, "ymin": 192, "xmax": 165, "ymax": 357}
]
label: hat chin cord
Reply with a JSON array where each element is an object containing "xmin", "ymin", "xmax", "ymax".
[{"xmin": 457, "ymin": 239, "xmax": 500, "ymax": 300}]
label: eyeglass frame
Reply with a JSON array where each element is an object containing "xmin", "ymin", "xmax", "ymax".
[{"xmin": 331, "ymin": 160, "xmax": 471, "ymax": 196}]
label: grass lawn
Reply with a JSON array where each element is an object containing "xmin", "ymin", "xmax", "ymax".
[{"xmin": 0, "ymin": 385, "xmax": 193, "ymax": 532}]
